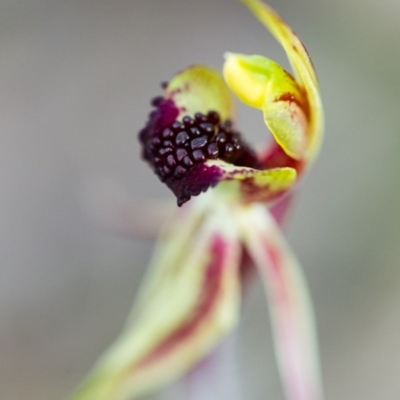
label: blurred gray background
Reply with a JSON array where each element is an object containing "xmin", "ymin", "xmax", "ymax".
[{"xmin": 1, "ymin": 0, "xmax": 400, "ymax": 399}]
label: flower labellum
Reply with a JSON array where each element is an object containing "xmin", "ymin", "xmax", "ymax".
[
  {"xmin": 139, "ymin": 95, "xmax": 260, "ymax": 206},
  {"xmin": 67, "ymin": 1, "xmax": 324, "ymax": 400}
]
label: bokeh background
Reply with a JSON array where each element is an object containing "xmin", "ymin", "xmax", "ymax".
[{"xmin": 1, "ymin": 0, "xmax": 400, "ymax": 399}]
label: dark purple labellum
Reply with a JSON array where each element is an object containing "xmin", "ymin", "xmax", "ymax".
[
  {"xmin": 139, "ymin": 94, "xmax": 259, "ymax": 206},
  {"xmin": 191, "ymin": 135, "xmax": 208, "ymax": 150},
  {"xmin": 176, "ymin": 148, "xmax": 187, "ymax": 161},
  {"xmin": 174, "ymin": 165, "xmax": 187, "ymax": 178},
  {"xmin": 175, "ymin": 131, "xmax": 189, "ymax": 146},
  {"xmin": 224, "ymin": 143, "xmax": 235, "ymax": 156},
  {"xmin": 190, "ymin": 127, "xmax": 201, "ymax": 137},
  {"xmin": 192, "ymin": 149, "xmax": 206, "ymax": 162},
  {"xmin": 182, "ymin": 116, "xmax": 194, "ymax": 127},
  {"xmin": 207, "ymin": 143, "xmax": 219, "ymax": 159},
  {"xmin": 166, "ymin": 154, "xmax": 176, "ymax": 167},
  {"xmin": 162, "ymin": 128, "xmax": 174, "ymax": 139},
  {"xmin": 199, "ymin": 123, "xmax": 215, "ymax": 136},
  {"xmin": 183, "ymin": 156, "xmax": 193, "ymax": 167}
]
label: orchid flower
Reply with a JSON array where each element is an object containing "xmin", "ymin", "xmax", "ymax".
[{"xmin": 67, "ymin": 0, "xmax": 324, "ymax": 399}]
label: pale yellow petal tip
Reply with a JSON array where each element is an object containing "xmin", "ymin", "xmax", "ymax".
[
  {"xmin": 166, "ymin": 64, "xmax": 234, "ymax": 122},
  {"xmin": 223, "ymin": 52, "xmax": 267, "ymax": 109}
]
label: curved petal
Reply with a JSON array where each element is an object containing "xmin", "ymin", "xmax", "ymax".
[
  {"xmin": 240, "ymin": 205, "xmax": 323, "ymax": 400},
  {"xmin": 241, "ymin": 0, "xmax": 323, "ymax": 163},
  {"xmin": 223, "ymin": 53, "xmax": 308, "ymax": 160},
  {"xmin": 224, "ymin": 0, "xmax": 323, "ymax": 166},
  {"xmin": 67, "ymin": 206, "xmax": 242, "ymax": 400}
]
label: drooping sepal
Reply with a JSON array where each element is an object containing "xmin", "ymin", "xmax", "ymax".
[
  {"xmin": 241, "ymin": 205, "xmax": 323, "ymax": 400},
  {"xmin": 67, "ymin": 205, "xmax": 242, "ymax": 400}
]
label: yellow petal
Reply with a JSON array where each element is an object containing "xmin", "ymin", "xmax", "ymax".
[{"xmin": 223, "ymin": 53, "xmax": 272, "ymax": 109}]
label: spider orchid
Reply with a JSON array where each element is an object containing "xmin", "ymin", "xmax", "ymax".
[{"xmin": 67, "ymin": 0, "xmax": 324, "ymax": 399}]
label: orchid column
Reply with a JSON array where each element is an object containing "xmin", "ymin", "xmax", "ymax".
[{"xmin": 67, "ymin": 0, "xmax": 324, "ymax": 399}]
